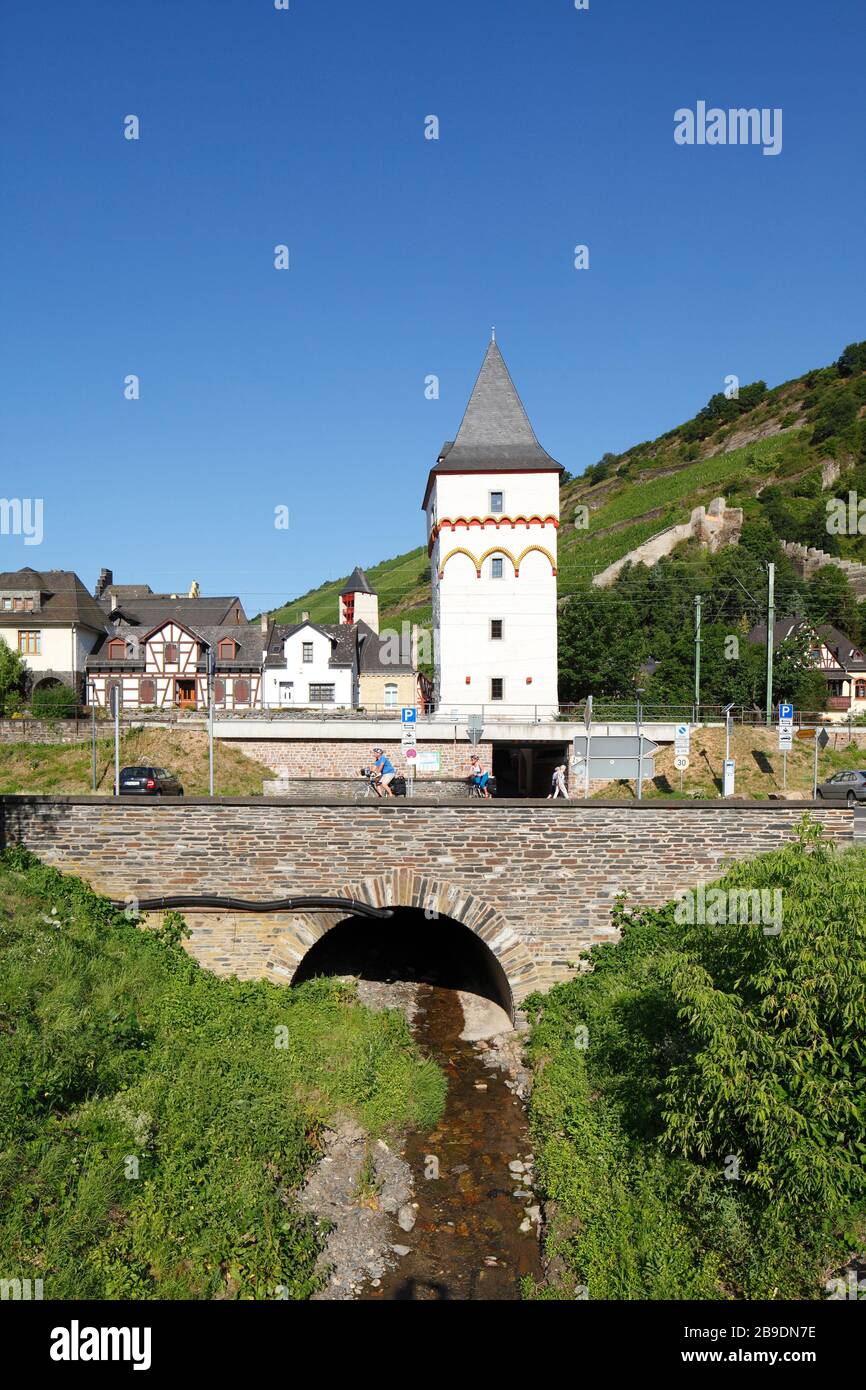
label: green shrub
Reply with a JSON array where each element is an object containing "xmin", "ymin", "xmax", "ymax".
[
  {"xmin": 525, "ymin": 822, "xmax": 866, "ymax": 1300},
  {"xmin": 31, "ymin": 684, "xmax": 78, "ymax": 718}
]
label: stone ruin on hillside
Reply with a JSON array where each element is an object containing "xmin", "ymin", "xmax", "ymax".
[{"xmin": 592, "ymin": 497, "xmax": 744, "ymax": 588}]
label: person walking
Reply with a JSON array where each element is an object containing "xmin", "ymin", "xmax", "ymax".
[{"xmin": 549, "ymin": 763, "xmax": 570, "ymax": 799}]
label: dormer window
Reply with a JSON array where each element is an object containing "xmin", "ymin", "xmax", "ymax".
[
  {"xmin": 302, "ymin": 641, "xmax": 314, "ymax": 663},
  {"xmin": 107, "ymin": 638, "xmax": 126, "ymax": 659},
  {"xmin": 218, "ymin": 638, "xmax": 238, "ymax": 660}
]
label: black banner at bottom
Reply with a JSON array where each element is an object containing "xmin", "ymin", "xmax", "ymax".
[{"xmin": 3, "ymin": 1295, "xmax": 860, "ymax": 1375}]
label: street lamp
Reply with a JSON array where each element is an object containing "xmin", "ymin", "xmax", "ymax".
[{"xmin": 636, "ymin": 687, "xmax": 645, "ymax": 800}]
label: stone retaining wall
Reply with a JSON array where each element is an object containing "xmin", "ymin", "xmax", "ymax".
[
  {"xmin": 242, "ymin": 738, "xmax": 493, "ymax": 779},
  {"xmin": 262, "ymin": 776, "xmax": 474, "ymax": 801},
  {"xmin": 0, "ymin": 719, "xmax": 96, "ymax": 744}
]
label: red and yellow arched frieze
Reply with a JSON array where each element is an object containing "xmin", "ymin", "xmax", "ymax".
[
  {"xmin": 428, "ymin": 514, "xmax": 558, "ymax": 554},
  {"xmin": 437, "ymin": 543, "xmax": 557, "ymax": 580}
]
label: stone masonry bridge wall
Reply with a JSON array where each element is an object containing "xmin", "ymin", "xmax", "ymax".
[{"xmin": 0, "ymin": 797, "xmax": 852, "ymax": 1008}]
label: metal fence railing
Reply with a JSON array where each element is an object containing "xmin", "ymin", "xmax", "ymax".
[{"xmin": 5, "ymin": 701, "xmax": 863, "ymax": 732}]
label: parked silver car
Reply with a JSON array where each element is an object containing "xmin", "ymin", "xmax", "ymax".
[{"xmin": 815, "ymin": 770, "xmax": 866, "ymax": 804}]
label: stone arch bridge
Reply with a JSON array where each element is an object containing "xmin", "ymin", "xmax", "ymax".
[{"xmin": 0, "ymin": 796, "xmax": 852, "ymax": 1013}]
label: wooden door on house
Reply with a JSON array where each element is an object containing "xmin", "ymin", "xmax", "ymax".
[{"xmin": 175, "ymin": 679, "xmax": 196, "ymax": 709}]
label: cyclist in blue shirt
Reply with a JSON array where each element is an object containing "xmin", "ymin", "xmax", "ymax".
[{"xmin": 371, "ymin": 747, "xmax": 396, "ymax": 797}]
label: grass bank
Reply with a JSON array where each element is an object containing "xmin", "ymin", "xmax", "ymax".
[
  {"xmin": 0, "ymin": 727, "xmax": 268, "ymax": 797},
  {"xmin": 0, "ymin": 849, "xmax": 445, "ymax": 1299},
  {"xmin": 593, "ymin": 725, "xmax": 866, "ymax": 800},
  {"xmin": 524, "ymin": 822, "xmax": 866, "ymax": 1299}
]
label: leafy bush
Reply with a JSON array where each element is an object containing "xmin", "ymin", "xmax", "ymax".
[
  {"xmin": 31, "ymin": 683, "xmax": 78, "ymax": 718},
  {"xmin": 0, "ymin": 643, "xmax": 26, "ymax": 717},
  {"xmin": 524, "ymin": 823, "xmax": 866, "ymax": 1300},
  {"xmin": 0, "ymin": 849, "xmax": 445, "ymax": 1299}
]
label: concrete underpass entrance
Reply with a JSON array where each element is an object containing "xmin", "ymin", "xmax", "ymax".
[{"xmin": 492, "ymin": 740, "xmax": 571, "ymax": 797}]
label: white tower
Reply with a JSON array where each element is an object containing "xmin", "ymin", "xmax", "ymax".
[
  {"xmin": 423, "ymin": 339, "xmax": 562, "ymax": 716},
  {"xmin": 339, "ymin": 567, "xmax": 379, "ymax": 632}
]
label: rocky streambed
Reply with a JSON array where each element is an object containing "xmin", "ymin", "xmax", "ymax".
[{"xmin": 297, "ymin": 969, "xmax": 542, "ymax": 1301}]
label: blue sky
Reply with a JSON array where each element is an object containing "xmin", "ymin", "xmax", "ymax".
[{"xmin": 2, "ymin": 0, "xmax": 865, "ymax": 614}]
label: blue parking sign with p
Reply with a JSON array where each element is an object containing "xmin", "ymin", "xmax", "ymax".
[
  {"xmin": 779, "ymin": 702, "xmax": 793, "ymax": 723},
  {"xmin": 402, "ymin": 707, "xmax": 417, "ymax": 724}
]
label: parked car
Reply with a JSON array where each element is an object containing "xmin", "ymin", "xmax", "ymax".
[
  {"xmin": 119, "ymin": 765, "xmax": 184, "ymax": 797},
  {"xmin": 815, "ymin": 770, "xmax": 866, "ymax": 804}
]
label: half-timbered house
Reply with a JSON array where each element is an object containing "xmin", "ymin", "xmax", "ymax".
[{"xmin": 86, "ymin": 589, "xmax": 270, "ymax": 712}]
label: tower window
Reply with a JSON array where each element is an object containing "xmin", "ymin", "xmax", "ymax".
[
  {"xmin": 491, "ymin": 678, "xmax": 504, "ymax": 701},
  {"xmin": 490, "ymin": 619, "xmax": 503, "ymax": 640},
  {"xmin": 490, "ymin": 491, "xmax": 504, "ymax": 514},
  {"xmin": 490, "ymin": 557, "xmax": 504, "ymax": 579}
]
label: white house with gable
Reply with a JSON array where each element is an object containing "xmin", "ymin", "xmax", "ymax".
[
  {"xmin": 423, "ymin": 338, "xmax": 562, "ymax": 717},
  {"xmin": 263, "ymin": 620, "xmax": 358, "ymax": 708}
]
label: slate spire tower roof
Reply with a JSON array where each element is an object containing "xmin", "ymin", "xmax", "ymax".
[
  {"xmin": 341, "ymin": 566, "xmax": 376, "ymax": 596},
  {"xmin": 423, "ymin": 339, "xmax": 561, "ymax": 506}
]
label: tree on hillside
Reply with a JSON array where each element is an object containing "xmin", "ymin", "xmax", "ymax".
[
  {"xmin": 836, "ymin": 340, "xmax": 866, "ymax": 377},
  {"xmin": 772, "ymin": 628, "xmax": 828, "ymax": 712},
  {"xmin": 558, "ymin": 591, "xmax": 648, "ymax": 701},
  {"xmin": 806, "ymin": 565, "xmax": 861, "ymax": 640}
]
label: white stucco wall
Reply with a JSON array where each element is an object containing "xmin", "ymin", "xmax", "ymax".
[
  {"xmin": 428, "ymin": 471, "xmax": 560, "ymax": 715},
  {"xmin": 0, "ymin": 624, "xmax": 100, "ymax": 683}
]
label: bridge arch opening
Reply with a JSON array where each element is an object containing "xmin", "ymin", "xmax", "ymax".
[{"xmin": 293, "ymin": 908, "xmax": 514, "ymax": 1021}]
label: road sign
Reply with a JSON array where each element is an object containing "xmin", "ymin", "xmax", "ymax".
[
  {"xmin": 401, "ymin": 726, "xmax": 416, "ymax": 744},
  {"xmin": 674, "ymin": 754, "xmax": 689, "ymax": 771},
  {"xmin": 779, "ymin": 702, "xmax": 794, "ymax": 726},
  {"xmin": 778, "ymin": 726, "xmax": 793, "ymax": 750},
  {"xmin": 584, "ymin": 695, "xmax": 593, "ymax": 732},
  {"xmin": 401, "ymin": 707, "xmax": 417, "ymax": 724},
  {"xmin": 796, "ymin": 727, "xmax": 815, "ymax": 740},
  {"xmin": 403, "ymin": 746, "xmax": 417, "ymax": 761},
  {"xmin": 467, "ymin": 714, "xmax": 484, "ymax": 746},
  {"xmin": 572, "ymin": 734, "xmax": 658, "ymax": 781},
  {"xmin": 817, "ymin": 728, "xmax": 830, "ymax": 750},
  {"xmin": 674, "ymin": 723, "xmax": 690, "ymax": 756}
]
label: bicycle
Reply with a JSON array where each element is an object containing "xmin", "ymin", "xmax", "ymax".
[
  {"xmin": 467, "ymin": 776, "xmax": 495, "ymax": 799},
  {"xmin": 360, "ymin": 766, "xmax": 384, "ymax": 798},
  {"xmin": 360, "ymin": 767, "xmax": 407, "ymax": 798}
]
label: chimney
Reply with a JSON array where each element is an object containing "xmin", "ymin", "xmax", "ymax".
[
  {"xmin": 95, "ymin": 567, "xmax": 113, "ymax": 599},
  {"xmin": 301, "ymin": 610, "xmax": 310, "ymax": 622},
  {"xmin": 261, "ymin": 613, "xmax": 269, "ymax": 634}
]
